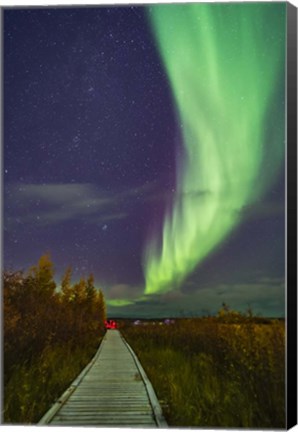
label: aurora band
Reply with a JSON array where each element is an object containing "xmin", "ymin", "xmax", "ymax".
[{"xmin": 144, "ymin": 4, "xmax": 285, "ymax": 295}]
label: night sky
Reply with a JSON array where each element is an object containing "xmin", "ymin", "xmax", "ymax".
[{"xmin": 4, "ymin": 4, "xmax": 286, "ymax": 318}]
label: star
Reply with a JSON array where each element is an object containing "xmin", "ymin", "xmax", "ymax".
[{"xmin": 3, "ymin": 4, "xmax": 286, "ymax": 318}]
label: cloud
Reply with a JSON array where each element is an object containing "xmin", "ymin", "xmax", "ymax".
[
  {"xmin": 107, "ymin": 283, "xmax": 141, "ymax": 300},
  {"xmin": 14, "ymin": 183, "xmax": 101, "ymax": 205},
  {"xmin": 107, "ymin": 299, "xmax": 135, "ymax": 307},
  {"xmin": 104, "ymin": 283, "xmax": 144, "ymax": 308},
  {"xmin": 106, "ymin": 276, "xmax": 285, "ymax": 318},
  {"xmin": 5, "ymin": 183, "xmax": 115, "ymax": 226},
  {"xmin": 200, "ymin": 280, "xmax": 284, "ymax": 309},
  {"xmin": 146, "ymin": 188, "xmax": 210, "ymax": 204},
  {"xmin": 237, "ymin": 201, "xmax": 285, "ymax": 221},
  {"xmin": 5, "ymin": 180, "xmax": 212, "ymax": 230},
  {"xmin": 157, "ymin": 277, "xmax": 285, "ymax": 317},
  {"xmin": 5, "ymin": 182, "xmax": 154, "ymax": 227}
]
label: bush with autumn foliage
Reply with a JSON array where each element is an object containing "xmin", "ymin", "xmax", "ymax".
[{"xmin": 3, "ymin": 254, "xmax": 106, "ymax": 424}]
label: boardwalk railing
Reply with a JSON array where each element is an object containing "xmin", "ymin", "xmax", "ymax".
[{"xmin": 38, "ymin": 329, "xmax": 167, "ymax": 428}]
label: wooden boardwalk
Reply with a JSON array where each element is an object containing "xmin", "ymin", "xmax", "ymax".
[{"xmin": 39, "ymin": 330, "xmax": 167, "ymax": 427}]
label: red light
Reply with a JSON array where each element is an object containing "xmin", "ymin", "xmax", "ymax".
[{"xmin": 105, "ymin": 320, "xmax": 117, "ymax": 329}]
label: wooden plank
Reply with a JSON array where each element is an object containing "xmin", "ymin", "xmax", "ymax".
[
  {"xmin": 51, "ymin": 420, "xmax": 157, "ymax": 426},
  {"xmin": 38, "ymin": 329, "xmax": 167, "ymax": 427},
  {"xmin": 58, "ymin": 414, "xmax": 153, "ymax": 417},
  {"xmin": 123, "ymin": 335, "xmax": 168, "ymax": 428},
  {"xmin": 38, "ymin": 332, "xmax": 107, "ymax": 425},
  {"xmin": 57, "ymin": 406, "xmax": 153, "ymax": 412},
  {"xmin": 52, "ymin": 417, "xmax": 156, "ymax": 422}
]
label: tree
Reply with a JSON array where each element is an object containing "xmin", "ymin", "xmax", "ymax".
[
  {"xmin": 61, "ymin": 267, "xmax": 73, "ymax": 301},
  {"xmin": 86, "ymin": 274, "xmax": 96, "ymax": 302},
  {"xmin": 3, "ymin": 271, "xmax": 23, "ymax": 375},
  {"xmin": 28, "ymin": 254, "xmax": 56, "ymax": 299},
  {"xmin": 73, "ymin": 278, "xmax": 87, "ymax": 304},
  {"xmin": 96, "ymin": 289, "xmax": 106, "ymax": 332}
]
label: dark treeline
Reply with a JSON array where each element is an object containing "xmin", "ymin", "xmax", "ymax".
[{"xmin": 3, "ymin": 254, "xmax": 106, "ymax": 424}]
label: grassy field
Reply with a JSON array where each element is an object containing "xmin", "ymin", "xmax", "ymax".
[
  {"xmin": 3, "ymin": 340, "xmax": 102, "ymax": 424},
  {"xmin": 122, "ymin": 312, "xmax": 285, "ymax": 428}
]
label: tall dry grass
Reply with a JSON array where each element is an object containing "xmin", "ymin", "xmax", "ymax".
[
  {"xmin": 123, "ymin": 314, "xmax": 285, "ymax": 428},
  {"xmin": 3, "ymin": 342, "xmax": 100, "ymax": 424}
]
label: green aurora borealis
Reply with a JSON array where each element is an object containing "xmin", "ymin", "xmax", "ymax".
[
  {"xmin": 144, "ymin": 3, "xmax": 285, "ymax": 296},
  {"xmin": 4, "ymin": 4, "xmax": 286, "ymax": 316}
]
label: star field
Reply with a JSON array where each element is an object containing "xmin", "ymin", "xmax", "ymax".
[
  {"xmin": 4, "ymin": 7, "xmax": 177, "ymax": 281},
  {"xmin": 4, "ymin": 5, "xmax": 286, "ymax": 317}
]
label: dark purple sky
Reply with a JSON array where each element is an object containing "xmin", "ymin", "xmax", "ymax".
[{"xmin": 3, "ymin": 6, "xmax": 285, "ymax": 317}]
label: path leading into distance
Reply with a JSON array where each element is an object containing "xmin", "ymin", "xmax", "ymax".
[{"xmin": 39, "ymin": 329, "xmax": 167, "ymax": 427}]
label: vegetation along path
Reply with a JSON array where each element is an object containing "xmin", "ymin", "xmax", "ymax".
[{"xmin": 38, "ymin": 329, "xmax": 167, "ymax": 427}]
